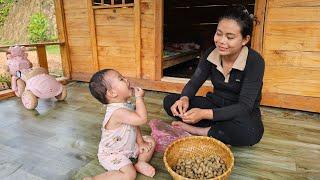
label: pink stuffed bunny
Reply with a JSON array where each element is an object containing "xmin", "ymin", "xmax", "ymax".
[
  {"xmin": 6, "ymin": 46, "xmax": 67, "ymax": 110},
  {"xmin": 6, "ymin": 46, "xmax": 32, "ymax": 97},
  {"xmin": 6, "ymin": 46, "xmax": 32, "ymax": 75}
]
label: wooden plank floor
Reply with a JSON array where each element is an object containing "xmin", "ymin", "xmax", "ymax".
[{"xmin": 0, "ymin": 82, "xmax": 319, "ymax": 180}]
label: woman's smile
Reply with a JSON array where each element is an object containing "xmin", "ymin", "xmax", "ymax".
[{"xmin": 218, "ymin": 46, "xmax": 228, "ymax": 51}]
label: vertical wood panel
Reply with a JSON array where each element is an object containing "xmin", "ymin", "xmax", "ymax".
[
  {"xmin": 154, "ymin": 0, "xmax": 163, "ymax": 80},
  {"xmin": 134, "ymin": 0, "xmax": 142, "ymax": 78},
  {"xmin": 262, "ymin": 0, "xmax": 320, "ymax": 112},
  {"xmin": 36, "ymin": 45, "xmax": 49, "ymax": 71},
  {"xmin": 140, "ymin": 0, "xmax": 155, "ymax": 80},
  {"xmin": 63, "ymin": 0, "xmax": 94, "ymax": 77},
  {"xmin": 87, "ymin": 0, "xmax": 99, "ymax": 72},
  {"xmin": 54, "ymin": 0, "xmax": 71, "ymax": 79},
  {"xmin": 251, "ymin": 0, "xmax": 267, "ymax": 54},
  {"xmin": 95, "ymin": 8, "xmax": 136, "ymax": 77}
]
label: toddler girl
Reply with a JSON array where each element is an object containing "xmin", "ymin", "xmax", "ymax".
[{"xmin": 88, "ymin": 69, "xmax": 156, "ymax": 180}]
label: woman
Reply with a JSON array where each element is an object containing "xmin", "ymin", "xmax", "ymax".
[{"xmin": 163, "ymin": 5, "xmax": 265, "ymax": 146}]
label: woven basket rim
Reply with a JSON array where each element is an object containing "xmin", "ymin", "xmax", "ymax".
[{"xmin": 163, "ymin": 136, "xmax": 234, "ymax": 180}]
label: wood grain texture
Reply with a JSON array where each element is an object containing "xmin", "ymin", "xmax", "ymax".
[
  {"xmin": 268, "ymin": 7, "xmax": 320, "ymax": 22},
  {"xmin": 36, "ymin": 45, "xmax": 48, "ymax": 71},
  {"xmin": 98, "ymin": 56, "xmax": 137, "ymax": 78},
  {"xmin": 94, "ymin": 7, "xmax": 136, "ymax": 78},
  {"xmin": 87, "ymin": 0, "xmax": 99, "ymax": 72},
  {"xmin": 134, "ymin": 0, "xmax": 142, "ymax": 78},
  {"xmin": 264, "ymin": 66, "xmax": 320, "ymax": 97},
  {"xmin": 262, "ymin": 0, "xmax": 320, "ymax": 112},
  {"xmin": 0, "ymin": 83, "xmax": 319, "ymax": 179},
  {"xmin": 54, "ymin": 0, "xmax": 71, "ymax": 79},
  {"xmin": 140, "ymin": 0, "xmax": 155, "ymax": 80},
  {"xmin": 267, "ymin": 0, "xmax": 320, "ymax": 7},
  {"xmin": 264, "ymin": 22, "xmax": 320, "ymax": 51},
  {"xmin": 263, "ymin": 50, "xmax": 320, "ymax": 68},
  {"xmin": 154, "ymin": 0, "xmax": 163, "ymax": 80},
  {"xmin": 251, "ymin": 0, "xmax": 267, "ymax": 54},
  {"xmin": 0, "ymin": 89, "xmax": 15, "ymax": 100},
  {"xmin": 261, "ymin": 92, "xmax": 320, "ymax": 113},
  {"xmin": 62, "ymin": 0, "xmax": 94, "ymax": 79},
  {"xmin": 163, "ymin": 53, "xmax": 199, "ymax": 69}
]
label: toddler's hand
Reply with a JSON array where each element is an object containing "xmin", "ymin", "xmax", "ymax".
[
  {"xmin": 134, "ymin": 87, "xmax": 145, "ymax": 98},
  {"xmin": 138, "ymin": 141, "xmax": 152, "ymax": 153}
]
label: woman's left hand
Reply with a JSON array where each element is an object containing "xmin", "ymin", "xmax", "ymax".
[{"xmin": 181, "ymin": 108, "xmax": 204, "ymax": 124}]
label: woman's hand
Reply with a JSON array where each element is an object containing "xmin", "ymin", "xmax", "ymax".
[
  {"xmin": 181, "ymin": 108, "xmax": 204, "ymax": 124},
  {"xmin": 170, "ymin": 96, "xmax": 189, "ymax": 117},
  {"xmin": 138, "ymin": 140, "xmax": 153, "ymax": 153}
]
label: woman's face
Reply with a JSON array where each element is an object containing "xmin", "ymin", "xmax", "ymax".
[{"xmin": 214, "ymin": 19, "xmax": 250, "ymax": 56}]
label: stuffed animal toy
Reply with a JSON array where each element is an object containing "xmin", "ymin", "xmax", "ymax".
[{"xmin": 6, "ymin": 46, "xmax": 67, "ymax": 110}]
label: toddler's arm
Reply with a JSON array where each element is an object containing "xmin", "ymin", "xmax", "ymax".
[
  {"xmin": 113, "ymin": 87, "xmax": 148, "ymax": 126},
  {"xmin": 136, "ymin": 126, "xmax": 153, "ymax": 153},
  {"xmin": 134, "ymin": 87, "xmax": 147, "ymax": 123},
  {"xmin": 136, "ymin": 126, "xmax": 144, "ymax": 144}
]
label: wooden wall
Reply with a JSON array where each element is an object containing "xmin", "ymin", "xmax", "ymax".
[
  {"xmin": 261, "ymin": 0, "xmax": 320, "ymax": 112},
  {"xmin": 62, "ymin": 0, "xmax": 159, "ymax": 80},
  {"xmin": 95, "ymin": 8, "xmax": 136, "ymax": 77},
  {"xmin": 63, "ymin": 0, "xmax": 95, "ymax": 80},
  {"xmin": 140, "ymin": 0, "xmax": 157, "ymax": 80}
]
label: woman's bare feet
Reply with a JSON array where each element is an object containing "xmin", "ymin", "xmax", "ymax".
[
  {"xmin": 172, "ymin": 121, "xmax": 210, "ymax": 136},
  {"xmin": 134, "ymin": 161, "xmax": 155, "ymax": 177}
]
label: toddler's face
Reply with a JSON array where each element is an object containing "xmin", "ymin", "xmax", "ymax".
[{"xmin": 104, "ymin": 70, "xmax": 133, "ymax": 99}]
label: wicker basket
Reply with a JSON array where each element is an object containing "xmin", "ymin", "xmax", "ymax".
[{"xmin": 163, "ymin": 136, "xmax": 234, "ymax": 180}]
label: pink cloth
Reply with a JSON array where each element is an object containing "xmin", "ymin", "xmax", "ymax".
[
  {"xmin": 149, "ymin": 119, "xmax": 191, "ymax": 153},
  {"xmin": 26, "ymin": 74, "xmax": 63, "ymax": 99},
  {"xmin": 98, "ymin": 103, "xmax": 139, "ymax": 171}
]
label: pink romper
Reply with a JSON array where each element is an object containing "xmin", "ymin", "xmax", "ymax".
[{"xmin": 98, "ymin": 103, "xmax": 139, "ymax": 171}]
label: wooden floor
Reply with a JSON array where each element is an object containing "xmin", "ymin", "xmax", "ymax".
[{"xmin": 0, "ymin": 83, "xmax": 319, "ymax": 180}]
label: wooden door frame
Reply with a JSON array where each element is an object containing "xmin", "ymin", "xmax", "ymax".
[
  {"xmin": 154, "ymin": 0, "xmax": 163, "ymax": 80},
  {"xmin": 252, "ymin": 0, "xmax": 268, "ymax": 54},
  {"xmin": 54, "ymin": 0, "xmax": 72, "ymax": 79}
]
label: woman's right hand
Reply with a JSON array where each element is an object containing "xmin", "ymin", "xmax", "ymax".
[{"xmin": 170, "ymin": 96, "xmax": 189, "ymax": 117}]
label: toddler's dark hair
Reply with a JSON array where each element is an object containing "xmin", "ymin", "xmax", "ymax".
[
  {"xmin": 219, "ymin": 4, "xmax": 254, "ymax": 37},
  {"xmin": 89, "ymin": 69, "xmax": 112, "ymax": 104}
]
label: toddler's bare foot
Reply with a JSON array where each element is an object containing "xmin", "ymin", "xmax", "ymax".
[{"xmin": 135, "ymin": 161, "xmax": 155, "ymax": 177}]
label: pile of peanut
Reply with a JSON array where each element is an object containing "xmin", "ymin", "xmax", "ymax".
[{"xmin": 172, "ymin": 155, "xmax": 227, "ymax": 179}]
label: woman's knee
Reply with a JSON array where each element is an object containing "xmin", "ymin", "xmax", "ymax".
[
  {"xmin": 163, "ymin": 94, "xmax": 180, "ymax": 114},
  {"xmin": 207, "ymin": 128, "xmax": 262, "ymax": 146}
]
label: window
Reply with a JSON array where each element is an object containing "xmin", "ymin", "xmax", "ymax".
[{"xmin": 93, "ymin": 0, "xmax": 134, "ymax": 8}]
